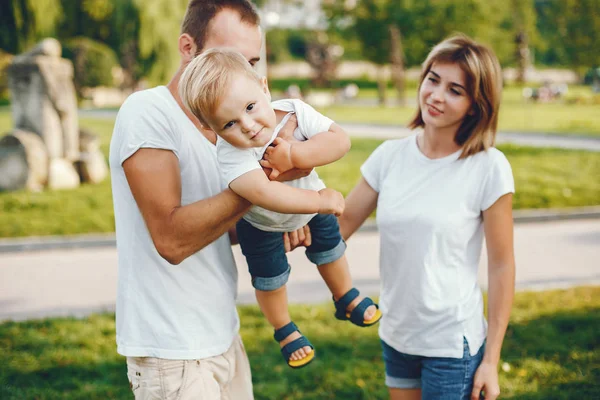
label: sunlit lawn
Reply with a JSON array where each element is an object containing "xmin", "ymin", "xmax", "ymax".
[
  {"xmin": 1, "ymin": 286, "xmax": 598, "ymax": 399},
  {"xmin": 311, "ymin": 85, "xmax": 600, "ymax": 136},
  {"xmin": 318, "ymin": 101, "xmax": 600, "ymax": 136},
  {"xmin": 0, "ymin": 113, "xmax": 599, "ymax": 237}
]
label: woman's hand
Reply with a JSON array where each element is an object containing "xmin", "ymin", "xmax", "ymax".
[{"xmin": 471, "ymin": 362, "xmax": 500, "ymax": 400}]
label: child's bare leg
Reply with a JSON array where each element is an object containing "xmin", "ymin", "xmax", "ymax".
[
  {"xmin": 255, "ymin": 286, "xmax": 312, "ymax": 361},
  {"xmin": 317, "ymin": 255, "xmax": 377, "ymax": 320}
]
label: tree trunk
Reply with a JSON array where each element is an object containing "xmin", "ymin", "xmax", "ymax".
[
  {"xmin": 377, "ymin": 65, "xmax": 387, "ymax": 106},
  {"xmin": 515, "ymin": 30, "xmax": 530, "ymax": 84},
  {"xmin": 389, "ymin": 25, "xmax": 406, "ymax": 106}
]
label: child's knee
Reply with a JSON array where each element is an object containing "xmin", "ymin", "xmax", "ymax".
[
  {"xmin": 251, "ymin": 265, "xmax": 291, "ymax": 291},
  {"xmin": 306, "ymin": 240, "xmax": 347, "ymax": 266}
]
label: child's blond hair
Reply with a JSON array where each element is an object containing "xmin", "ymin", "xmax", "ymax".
[
  {"xmin": 408, "ymin": 34, "xmax": 503, "ymax": 158},
  {"xmin": 179, "ymin": 48, "xmax": 261, "ymax": 127}
]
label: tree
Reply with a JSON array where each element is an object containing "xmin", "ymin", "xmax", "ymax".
[
  {"xmin": 535, "ymin": 0, "xmax": 600, "ymax": 75},
  {"xmin": 0, "ymin": 0, "xmax": 62, "ymax": 54},
  {"xmin": 506, "ymin": 0, "xmax": 537, "ymax": 83},
  {"xmin": 132, "ymin": 0, "xmax": 189, "ymax": 85},
  {"xmin": 324, "ymin": 0, "xmax": 503, "ymax": 105},
  {"xmin": 324, "ymin": 0, "xmax": 397, "ymax": 105}
]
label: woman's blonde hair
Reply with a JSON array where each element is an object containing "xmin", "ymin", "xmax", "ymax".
[
  {"xmin": 408, "ymin": 34, "xmax": 503, "ymax": 158},
  {"xmin": 179, "ymin": 48, "xmax": 261, "ymax": 128}
]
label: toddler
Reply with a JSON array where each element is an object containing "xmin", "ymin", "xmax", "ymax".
[{"xmin": 179, "ymin": 48, "xmax": 381, "ymax": 368}]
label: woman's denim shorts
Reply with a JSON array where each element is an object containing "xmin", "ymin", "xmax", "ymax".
[{"xmin": 381, "ymin": 337, "xmax": 485, "ymax": 399}]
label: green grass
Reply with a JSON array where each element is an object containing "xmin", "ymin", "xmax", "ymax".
[
  {"xmin": 1, "ymin": 114, "xmax": 599, "ymax": 238},
  {"xmin": 317, "ymin": 140, "xmax": 600, "ymax": 210},
  {"xmin": 0, "ymin": 117, "xmax": 116, "ymax": 237},
  {"xmin": 1, "ymin": 286, "xmax": 598, "ymax": 399},
  {"xmin": 317, "ymin": 85, "xmax": 600, "ymax": 136}
]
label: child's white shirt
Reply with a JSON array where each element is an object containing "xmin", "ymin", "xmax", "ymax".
[
  {"xmin": 361, "ymin": 134, "xmax": 514, "ymax": 358},
  {"xmin": 217, "ymin": 99, "xmax": 333, "ymax": 232}
]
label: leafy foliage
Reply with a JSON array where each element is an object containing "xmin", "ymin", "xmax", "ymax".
[{"xmin": 62, "ymin": 37, "xmax": 119, "ymax": 96}]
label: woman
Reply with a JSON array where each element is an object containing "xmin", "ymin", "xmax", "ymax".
[{"xmin": 339, "ymin": 35, "xmax": 515, "ymax": 400}]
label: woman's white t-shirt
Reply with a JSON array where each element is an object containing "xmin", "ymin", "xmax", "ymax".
[{"xmin": 361, "ymin": 134, "xmax": 514, "ymax": 358}]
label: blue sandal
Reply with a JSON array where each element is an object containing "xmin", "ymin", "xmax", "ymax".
[
  {"xmin": 274, "ymin": 321, "xmax": 315, "ymax": 369},
  {"xmin": 334, "ymin": 288, "xmax": 382, "ymax": 327}
]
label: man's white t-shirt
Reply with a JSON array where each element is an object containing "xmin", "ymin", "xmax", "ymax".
[
  {"xmin": 361, "ymin": 134, "xmax": 514, "ymax": 358},
  {"xmin": 217, "ymin": 98, "xmax": 332, "ymax": 232},
  {"xmin": 109, "ymin": 86, "xmax": 240, "ymax": 360}
]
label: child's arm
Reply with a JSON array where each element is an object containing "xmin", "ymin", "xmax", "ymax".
[
  {"xmin": 229, "ymin": 169, "xmax": 344, "ymax": 216},
  {"xmin": 260, "ymin": 123, "xmax": 351, "ymax": 175}
]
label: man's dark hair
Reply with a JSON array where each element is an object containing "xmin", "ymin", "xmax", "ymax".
[{"xmin": 181, "ymin": 0, "xmax": 260, "ymax": 52}]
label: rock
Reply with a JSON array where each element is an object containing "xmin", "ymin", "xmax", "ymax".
[
  {"xmin": 76, "ymin": 150, "xmax": 108, "ymax": 184},
  {"xmin": 7, "ymin": 38, "xmax": 79, "ymax": 161},
  {"xmin": 76, "ymin": 128, "xmax": 108, "ymax": 184},
  {"xmin": 0, "ymin": 130, "xmax": 48, "ymax": 192},
  {"xmin": 48, "ymin": 158, "xmax": 80, "ymax": 190}
]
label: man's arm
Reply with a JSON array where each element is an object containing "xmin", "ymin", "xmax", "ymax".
[{"xmin": 123, "ymin": 148, "xmax": 251, "ymax": 265}]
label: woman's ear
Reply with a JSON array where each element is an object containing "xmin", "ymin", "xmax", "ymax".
[
  {"xmin": 260, "ymin": 76, "xmax": 272, "ymax": 101},
  {"xmin": 179, "ymin": 33, "xmax": 198, "ymax": 64}
]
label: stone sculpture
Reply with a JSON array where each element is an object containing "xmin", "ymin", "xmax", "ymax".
[{"xmin": 0, "ymin": 38, "xmax": 107, "ymax": 192}]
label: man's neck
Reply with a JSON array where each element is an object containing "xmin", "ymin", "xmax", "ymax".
[{"xmin": 167, "ymin": 68, "xmax": 218, "ymax": 145}]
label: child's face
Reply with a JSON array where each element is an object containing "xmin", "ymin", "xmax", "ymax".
[
  {"xmin": 419, "ymin": 62, "xmax": 473, "ymax": 133},
  {"xmin": 206, "ymin": 74, "xmax": 276, "ymax": 149}
]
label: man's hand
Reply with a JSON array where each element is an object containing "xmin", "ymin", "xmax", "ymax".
[
  {"xmin": 471, "ymin": 362, "xmax": 500, "ymax": 400},
  {"xmin": 261, "ymin": 138, "xmax": 293, "ymax": 179},
  {"xmin": 283, "ymin": 225, "xmax": 312, "ymax": 252},
  {"xmin": 260, "ymin": 112, "xmax": 313, "ymax": 181},
  {"xmin": 277, "ymin": 112, "xmax": 298, "ymax": 142}
]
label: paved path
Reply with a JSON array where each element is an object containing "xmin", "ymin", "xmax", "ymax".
[
  {"xmin": 1, "ymin": 219, "xmax": 598, "ymax": 322},
  {"xmin": 79, "ymin": 109, "xmax": 600, "ymax": 151}
]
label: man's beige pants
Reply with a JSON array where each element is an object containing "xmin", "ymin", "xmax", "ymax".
[{"xmin": 126, "ymin": 335, "xmax": 253, "ymax": 399}]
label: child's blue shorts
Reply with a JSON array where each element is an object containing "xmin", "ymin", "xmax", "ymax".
[{"xmin": 236, "ymin": 213, "xmax": 346, "ymax": 291}]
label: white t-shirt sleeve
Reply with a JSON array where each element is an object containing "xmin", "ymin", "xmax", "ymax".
[
  {"xmin": 271, "ymin": 99, "xmax": 334, "ymax": 140},
  {"xmin": 115, "ymin": 93, "xmax": 180, "ymax": 165},
  {"xmin": 216, "ymin": 137, "xmax": 262, "ymax": 185},
  {"xmin": 480, "ymin": 150, "xmax": 515, "ymax": 211},
  {"xmin": 360, "ymin": 141, "xmax": 394, "ymax": 193}
]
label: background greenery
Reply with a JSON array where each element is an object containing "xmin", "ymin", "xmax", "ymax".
[
  {"xmin": 1, "ymin": 286, "xmax": 598, "ymax": 399},
  {"xmin": 1, "ymin": 0, "xmax": 599, "ymax": 93},
  {"xmin": 0, "ymin": 109, "xmax": 599, "ymax": 238}
]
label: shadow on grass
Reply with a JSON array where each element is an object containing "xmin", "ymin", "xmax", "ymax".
[
  {"xmin": 1, "ymin": 360, "xmax": 129, "ymax": 399},
  {"xmin": 500, "ymin": 307, "xmax": 600, "ymax": 399},
  {"xmin": 241, "ymin": 304, "xmax": 600, "ymax": 400}
]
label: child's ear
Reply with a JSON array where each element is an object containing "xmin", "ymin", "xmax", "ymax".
[{"xmin": 260, "ymin": 76, "xmax": 271, "ymax": 100}]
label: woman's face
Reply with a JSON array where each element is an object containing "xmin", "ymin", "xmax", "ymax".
[{"xmin": 419, "ymin": 62, "xmax": 473, "ymax": 133}]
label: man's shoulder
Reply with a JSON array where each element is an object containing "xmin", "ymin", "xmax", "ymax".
[{"xmin": 118, "ymin": 86, "xmax": 171, "ymax": 117}]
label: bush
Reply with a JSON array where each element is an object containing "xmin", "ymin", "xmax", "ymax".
[
  {"xmin": 268, "ymin": 77, "xmax": 401, "ymax": 92},
  {"xmin": 0, "ymin": 50, "xmax": 13, "ymax": 103},
  {"xmin": 62, "ymin": 37, "xmax": 118, "ymax": 97}
]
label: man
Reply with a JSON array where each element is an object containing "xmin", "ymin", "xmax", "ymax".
[{"xmin": 109, "ymin": 1, "xmax": 308, "ymax": 398}]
